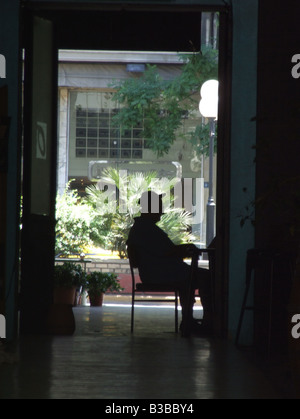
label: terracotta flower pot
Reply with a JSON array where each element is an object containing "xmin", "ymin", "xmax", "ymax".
[
  {"xmin": 88, "ymin": 293, "xmax": 104, "ymax": 307},
  {"xmin": 46, "ymin": 304, "xmax": 76, "ymax": 335},
  {"xmin": 54, "ymin": 286, "xmax": 77, "ymax": 306}
]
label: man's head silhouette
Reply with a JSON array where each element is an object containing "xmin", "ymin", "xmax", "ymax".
[{"xmin": 139, "ymin": 191, "xmax": 164, "ymax": 222}]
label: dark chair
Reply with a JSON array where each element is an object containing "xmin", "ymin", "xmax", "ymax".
[
  {"xmin": 235, "ymin": 248, "xmax": 294, "ymax": 355},
  {"xmin": 127, "ymin": 245, "xmax": 180, "ymax": 333}
]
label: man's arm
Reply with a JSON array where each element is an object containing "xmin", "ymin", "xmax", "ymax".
[{"xmin": 165, "ymin": 243, "xmax": 198, "ymax": 259}]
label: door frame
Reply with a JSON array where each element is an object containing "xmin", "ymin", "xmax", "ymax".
[
  {"xmin": 20, "ymin": 11, "xmax": 58, "ymax": 334},
  {"xmin": 21, "ymin": 1, "xmax": 232, "ymax": 337}
]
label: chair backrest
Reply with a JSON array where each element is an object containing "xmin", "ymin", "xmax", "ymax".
[
  {"xmin": 127, "ymin": 244, "xmax": 139, "ymax": 269},
  {"xmin": 127, "ymin": 244, "xmax": 139, "ymax": 291}
]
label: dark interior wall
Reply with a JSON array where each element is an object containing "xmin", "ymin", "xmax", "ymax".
[
  {"xmin": 254, "ymin": 0, "xmax": 300, "ymax": 357},
  {"xmin": 0, "ymin": 0, "xmax": 21, "ymax": 341},
  {"xmin": 227, "ymin": 0, "xmax": 258, "ymax": 340},
  {"xmin": 256, "ymin": 0, "xmax": 300, "ymax": 251}
]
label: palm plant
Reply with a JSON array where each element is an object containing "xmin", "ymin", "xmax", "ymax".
[{"xmin": 85, "ymin": 168, "xmax": 194, "ymax": 258}]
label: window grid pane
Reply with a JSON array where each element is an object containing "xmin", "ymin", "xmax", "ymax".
[{"xmin": 75, "ymin": 105, "xmax": 145, "ymax": 159}]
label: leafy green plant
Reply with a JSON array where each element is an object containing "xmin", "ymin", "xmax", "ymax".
[
  {"xmin": 86, "ymin": 271, "xmax": 123, "ymax": 296},
  {"xmin": 189, "ymin": 122, "xmax": 218, "ymax": 157},
  {"xmin": 54, "ymin": 262, "xmax": 87, "ymax": 289},
  {"xmin": 55, "ymin": 181, "xmax": 110, "ymax": 257},
  {"xmin": 110, "ymin": 47, "xmax": 218, "ymax": 157}
]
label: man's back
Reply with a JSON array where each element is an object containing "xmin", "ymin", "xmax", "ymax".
[{"xmin": 127, "ymin": 216, "xmax": 190, "ymax": 284}]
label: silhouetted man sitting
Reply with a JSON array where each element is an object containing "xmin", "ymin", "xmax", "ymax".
[{"xmin": 127, "ymin": 191, "xmax": 213, "ymax": 336}]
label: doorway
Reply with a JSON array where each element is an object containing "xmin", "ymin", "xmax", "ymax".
[{"xmin": 21, "ymin": 3, "xmax": 231, "ymax": 337}]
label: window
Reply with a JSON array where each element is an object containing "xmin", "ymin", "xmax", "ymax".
[{"xmin": 73, "ymin": 94, "xmax": 146, "ymax": 160}]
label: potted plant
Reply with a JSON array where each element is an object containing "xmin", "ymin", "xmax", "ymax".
[
  {"xmin": 53, "ymin": 262, "xmax": 87, "ymax": 305},
  {"xmin": 86, "ymin": 271, "xmax": 123, "ymax": 306}
]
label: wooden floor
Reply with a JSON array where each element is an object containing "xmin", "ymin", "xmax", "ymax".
[{"xmin": 0, "ymin": 298, "xmax": 295, "ymax": 399}]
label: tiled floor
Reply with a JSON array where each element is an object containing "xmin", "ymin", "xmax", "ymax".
[{"xmin": 0, "ymin": 297, "xmax": 296, "ymax": 399}]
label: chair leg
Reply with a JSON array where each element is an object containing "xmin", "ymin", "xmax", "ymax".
[
  {"xmin": 235, "ymin": 270, "xmax": 252, "ymax": 346},
  {"xmin": 131, "ymin": 288, "xmax": 180, "ymax": 334}
]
